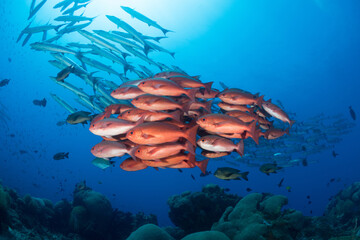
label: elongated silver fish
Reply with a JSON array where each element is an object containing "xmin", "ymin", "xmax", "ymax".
[
  {"xmin": 106, "ymin": 15, "xmax": 150, "ymax": 55},
  {"xmin": 50, "ymin": 93, "xmax": 77, "ymax": 113},
  {"xmin": 30, "ymin": 42, "xmax": 77, "ymax": 55},
  {"xmin": 94, "ymin": 30, "xmax": 143, "ymax": 50},
  {"xmin": 54, "ymin": 15, "xmax": 95, "ymax": 22},
  {"xmin": 120, "ymin": 6, "xmax": 172, "ymax": 35},
  {"xmin": 28, "ymin": 0, "xmax": 47, "ymax": 20}
]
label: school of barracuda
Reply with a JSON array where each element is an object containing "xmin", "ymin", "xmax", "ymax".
[{"xmin": 18, "ymin": 0, "xmax": 355, "ymax": 173}]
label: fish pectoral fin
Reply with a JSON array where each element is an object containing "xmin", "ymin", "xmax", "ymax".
[
  {"xmin": 153, "ymin": 84, "xmax": 165, "ymax": 89},
  {"xmin": 142, "ymin": 133, "xmax": 155, "ymax": 139},
  {"xmin": 148, "ymin": 148, "xmax": 162, "ymax": 155}
]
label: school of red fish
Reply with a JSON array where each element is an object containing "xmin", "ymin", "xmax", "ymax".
[{"xmin": 89, "ymin": 71, "xmax": 295, "ymax": 173}]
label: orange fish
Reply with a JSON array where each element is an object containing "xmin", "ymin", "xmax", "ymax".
[
  {"xmin": 195, "ymin": 88, "xmax": 219, "ymax": 99},
  {"xmin": 120, "ymin": 108, "xmax": 181, "ymax": 122},
  {"xmin": 138, "ymin": 78, "xmax": 197, "ymax": 100},
  {"xmin": 263, "ymin": 128, "xmax": 289, "ymax": 140},
  {"xmin": 196, "ymin": 114, "xmax": 256, "ymax": 135},
  {"xmin": 131, "ymin": 94, "xmax": 187, "ymax": 112},
  {"xmin": 89, "ymin": 117, "xmax": 143, "ymax": 136},
  {"xmin": 134, "ymin": 141, "xmax": 194, "ymax": 160},
  {"xmin": 167, "ymin": 158, "xmax": 209, "ymax": 174},
  {"xmin": 168, "ymin": 75, "xmax": 212, "ymax": 92},
  {"xmin": 105, "ymin": 104, "xmax": 133, "ymax": 115},
  {"xmin": 197, "ymin": 135, "xmax": 244, "ymax": 156},
  {"xmin": 142, "ymin": 152, "xmax": 194, "ymax": 168},
  {"xmin": 262, "ymin": 100, "xmax": 295, "ymax": 127},
  {"xmin": 218, "ymin": 89, "xmax": 264, "ymax": 106},
  {"xmin": 91, "ymin": 141, "xmax": 131, "ymax": 158},
  {"xmin": 201, "ymin": 150, "xmax": 230, "ymax": 158},
  {"xmin": 120, "ymin": 158, "xmax": 148, "ymax": 171},
  {"xmin": 226, "ymin": 110, "xmax": 259, "ymax": 123},
  {"xmin": 126, "ymin": 122, "xmax": 198, "ymax": 145},
  {"xmin": 218, "ymin": 102, "xmax": 254, "ymax": 113},
  {"xmin": 215, "ymin": 131, "xmax": 260, "ymax": 144},
  {"xmin": 111, "ymin": 86, "xmax": 145, "ymax": 100}
]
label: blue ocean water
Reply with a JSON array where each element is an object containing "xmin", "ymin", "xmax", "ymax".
[{"xmin": 0, "ymin": 0, "xmax": 359, "ymax": 227}]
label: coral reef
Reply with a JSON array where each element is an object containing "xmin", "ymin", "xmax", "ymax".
[
  {"xmin": 1, "ymin": 182, "xmax": 360, "ymax": 240},
  {"xmin": 126, "ymin": 224, "xmax": 175, "ymax": 240},
  {"xmin": 167, "ymin": 184, "xmax": 240, "ymax": 234},
  {"xmin": 211, "ymin": 192, "xmax": 309, "ymax": 240},
  {"xmin": 0, "ymin": 181, "xmax": 157, "ymax": 240}
]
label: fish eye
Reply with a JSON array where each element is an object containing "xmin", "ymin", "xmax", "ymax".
[
  {"xmin": 92, "ymin": 124, "xmax": 94, "ymax": 127},
  {"xmin": 202, "ymin": 118, "xmax": 206, "ymax": 121},
  {"xmin": 201, "ymin": 139, "xmax": 204, "ymax": 142},
  {"xmin": 135, "ymin": 98, "xmax": 138, "ymax": 101},
  {"xmin": 141, "ymin": 82, "xmax": 145, "ymax": 85},
  {"xmin": 137, "ymin": 150, "xmax": 140, "ymax": 153},
  {"xmin": 130, "ymin": 131, "xmax": 133, "ymax": 135}
]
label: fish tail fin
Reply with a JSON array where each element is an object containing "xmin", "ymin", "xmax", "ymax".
[
  {"xmin": 248, "ymin": 121, "xmax": 259, "ymax": 144},
  {"xmin": 192, "ymin": 75, "xmax": 201, "ymax": 80},
  {"xmin": 65, "ymin": 152, "xmax": 69, "ymax": 158},
  {"xmin": 161, "ymin": 28, "xmax": 173, "ymax": 35},
  {"xmin": 289, "ymin": 120, "xmax": 295, "ymax": 128},
  {"xmin": 184, "ymin": 88, "xmax": 198, "ymax": 101},
  {"xmin": 184, "ymin": 141, "xmax": 195, "ymax": 155},
  {"xmin": 195, "ymin": 158, "xmax": 209, "ymax": 174},
  {"xmin": 154, "ymin": 36, "xmax": 167, "ymax": 42},
  {"xmin": 236, "ymin": 140, "xmax": 244, "ymax": 156},
  {"xmin": 242, "ymin": 171, "xmax": 249, "ymax": 181},
  {"xmin": 257, "ymin": 95, "xmax": 264, "ymax": 106},
  {"xmin": 204, "ymin": 99, "xmax": 213, "ymax": 113},
  {"xmin": 170, "ymin": 52, "xmax": 175, "ymax": 58},
  {"xmin": 169, "ymin": 110, "xmax": 182, "ymax": 122},
  {"xmin": 204, "ymin": 82, "xmax": 213, "ymax": 94},
  {"xmin": 135, "ymin": 115, "xmax": 145, "ymax": 126},
  {"xmin": 184, "ymin": 125, "xmax": 199, "ymax": 146},
  {"xmin": 144, "ymin": 44, "xmax": 151, "ymax": 56},
  {"xmin": 42, "ymin": 98, "xmax": 47, "ymax": 107},
  {"xmin": 121, "ymin": 52, "xmax": 131, "ymax": 59},
  {"xmin": 54, "ymin": 24, "xmax": 64, "ymax": 32}
]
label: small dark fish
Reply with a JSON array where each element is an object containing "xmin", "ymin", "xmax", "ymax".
[
  {"xmin": 200, "ymin": 170, "xmax": 211, "ymax": 177},
  {"xmin": 330, "ymin": 178, "xmax": 335, "ymax": 182},
  {"xmin": 301, "ymin": 146, "xmax": 306, "ymax": 151},
  {"xmin": 19, "ymin": 150, "xmax": 28, "ymax": 154},
  {"xmin": 8, "ymin": 58, "xmax": 11, "ymax": 62},
  {"xmin": 112, "ymin": 193, "xmax": 116, "ymax": 197},
  {"xmin": 0, "ymin": 79, "xmax": 10, "ymax": 87},
  {"xmin": 286, "ymin": 186, "xmax": 291, "ymax": 192},
  {"xmin": 278, "ymin": 177, "xmax": 284, "ymax": 187},
  {"xmin": 224, "ymin": 188, "xmax": 230, "ymax": 192},
  {"xmin": 9, "ymin": 134, "xmax": 15, "ymax": 137},
  {"xmin": 302, "ymin": 158, "xmax": 308, "ymax": 167},
  {"xmin": 56, "ymin": 65, "xmax": 75, "ymax": 82},
  {"xmin": 51, "ymin": 176, "xmax": 55, "ymax": 179},
  {"xmin": 349, "ymin": 106, "xmax": 356, "ymax": 120},
  {"xmin": 214, "ymin": 167, "xmax": 249, "ymax": 181},
  {"xmin": 260, "ymin": 163, "xmax": 282, "ymax": 175},
  {"xmin": 33, "ymin": 98, "xmax": 47, "ymax": 107},
  {"xmin": 33, "ymin": 150, "xmax": 38, "ymax": 153},
  {"xmin": 306, "ymin": 195, "xmax": 310, "ymax": 199},
  {"xmin": 53, "ymin": 152, "xmax": 69, "ymax": 160},
  {"xmin": 332, "ymin": 151, "xmax": 339, "ymax": 158},
  {"xmin": 308, "ymin": 201, "xmax": 312, "ymax": 204},
  {"xmin": 310, "ymin": 210, "xmax": 313, "ymax": 214},
  {"xmin": 246, "ymin": 188, "xmax": 252, "ymax": 192},
  {"xmin": 177, "ymin": 169, "xmax": 183, "ymax": 173},
  {"xmin": 190, "ymin": 174, "xmax": 195, "ymax": 181}
]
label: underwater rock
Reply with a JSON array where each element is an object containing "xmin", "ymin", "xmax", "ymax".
[
  {"xmin": 126, "ymin": 224, "xmax": 175, "ymax": 240},
  {"xmin": 167, "ymin": 184, "xmax": 240, "ymax": 234},
  {"xmin": 212, "ymin": 193, "xmax": 307, "ymax": 240},
  {"xmin": 181, "ymin": 231, "xmax": 230, "ymax": 240},
  {"xmin": 0, "ymin": 184, "xmax": 10, "ymax": 233},
  {"xmin": 259, "ymin": 195, "xmax": 288, "ymax": 219},
  {"xmin": 72, "ymin": 182, "xmax": 113, "ymax": 239},
  {"xmin": 163, "ymin": 226, "xmax": 186, "ymax": 240}
]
